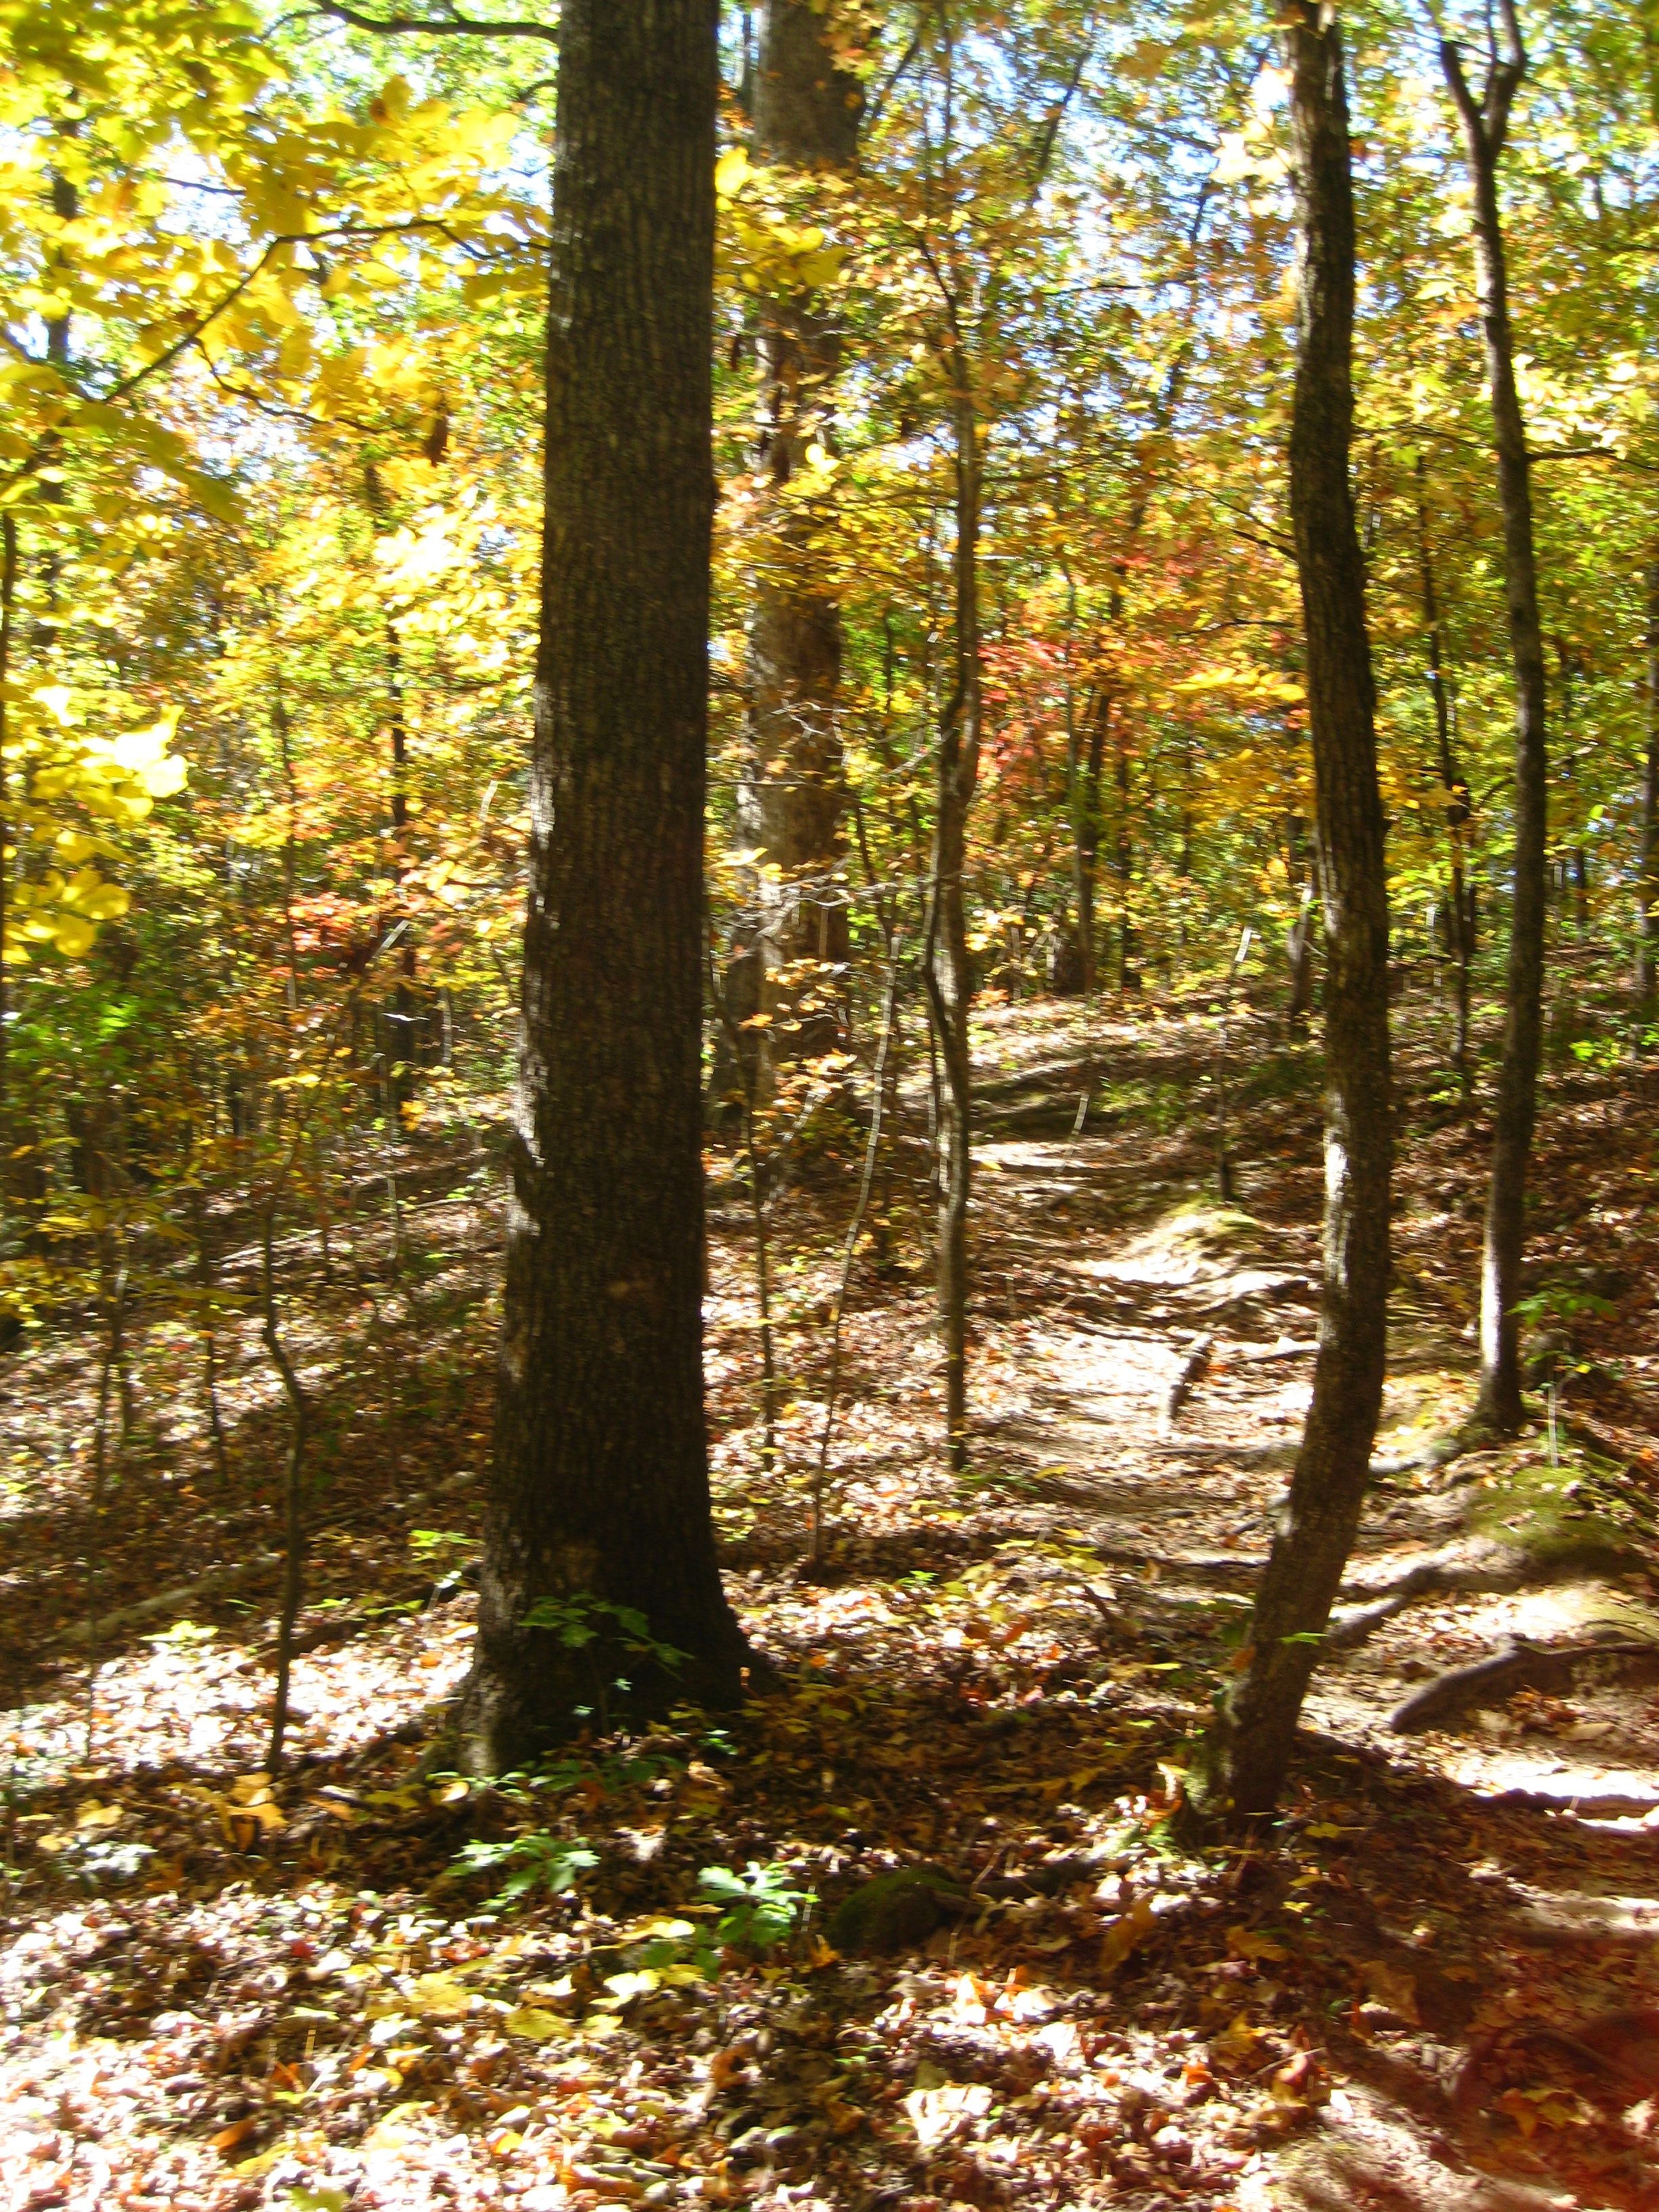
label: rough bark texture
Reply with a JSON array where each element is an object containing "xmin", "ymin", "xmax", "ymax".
[
  {"xmin": 738, "ymin": 0, "xmax": 861, "ymax": 1064},
  {"xmin": 1440, "ymin": 11, "xmax": 1547, "ymax": 1434},
  {"xmin": 1285, "ymin": 812, "xmax": 1315, "ymax": 1039},
  {"xmin": 462, "ymin": 0, "xmax": 748, "ymax": 1773},
  {"xmin": 1638, "ymin": 556, "xmax": 1659, "ymax": 1011},
  {"xmin": 1192, "ymin": 0, "xmax": 1392, "ymax": 1824}
]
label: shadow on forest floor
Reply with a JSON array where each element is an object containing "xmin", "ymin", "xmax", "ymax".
[{"xmin": 3, "ymin": 991, "xmax": 1659, "ymax": 2211}]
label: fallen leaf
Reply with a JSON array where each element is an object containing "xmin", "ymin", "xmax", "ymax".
[
  {"xmin": 1100, "ymin": 1894, "xmax": 1157, "ymax": 1974},
  {"xmin": 1227, "ymin": 1923, "xmax": 1289, "ymax": 1964},
  {"xmin": 504, "ymin": 2006, "xmax": 572, "ymax": 2042},
  {"xmin": 904, "ymin": 2080, "xmax": 993, "ymax": 2152},
  {"xmin": 406, "ymin": 1972, "xmax": 472, "ymax": 2020},
  {"xmin": 359, "ymin": 2101, "xmax": 434, "ymax": 2154},
  {"xmin": 1360, "ymin": 1959, "xmax": 1420, "ymax": 2023}
]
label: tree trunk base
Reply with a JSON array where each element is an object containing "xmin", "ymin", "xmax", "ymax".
[{"xmin": 458, "ymin": 1620, "xmax": 765, "ymax": 1776}]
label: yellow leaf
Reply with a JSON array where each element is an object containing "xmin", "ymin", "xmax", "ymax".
[
  {"xmin": 1100, "ymin": 1894, "xmax": 1157, "ymax": 1974},
  {"xmin": 1227, "ymin": 1924, "xmax": 1289, "ymax": 1964},
  {"xmin": 359, "ymin": 2101, "xmax": 433, "ymax": 2154},
  {"xmin": 51, "ymin": 915, "xmax": 97, "ymax": 957},
  {"xmin": 504, "ymin": 2006, "xmax": 572, "ymax": 2042},
  {"xmin": 407, "ymin": 1972, "xmax": 472, "ymax": 2020},
  {"xmin": 715, "ymin": 147, "xmax": 752, "ymax": 199}
]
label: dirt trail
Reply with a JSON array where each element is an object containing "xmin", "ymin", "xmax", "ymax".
[{"xmin": 950, "ymin": 1002, "xmax": 1659, "ymax": 2208}]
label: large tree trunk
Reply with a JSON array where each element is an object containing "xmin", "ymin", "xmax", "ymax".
[
  {"xmin": 1441, "ymin": 9, "xmax": 1548, "ymax": 1434},
  {"xmin": 738, "ymin": 0, "xmax": 861, "ymax": 1065},
  {"xmin": 1191, "ymin": 0, "xmax": 1392, "ymax": 1824},
  {"xmin": 1637, "ymin": 555, "xmax": 1659, "ymax": 1012},
  {"xmin": 462, "ymin": 0, "xmax": 749, "ymax": 1773},
  {"xmin": 924, "ymin": 378, "xmax": 983, "ymax": 1475}
]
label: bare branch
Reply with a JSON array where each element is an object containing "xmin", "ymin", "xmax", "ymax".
[{"xmin": 311, "ymin": 0, "xmax": 557, "ymax": 42}]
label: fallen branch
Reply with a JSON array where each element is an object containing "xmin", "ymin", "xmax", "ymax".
[{"xmin": 57, "ymin": 1554, "xmax": 282, "ymax": 1647}]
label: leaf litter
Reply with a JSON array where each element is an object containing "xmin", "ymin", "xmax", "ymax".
[{"xmin": 4, "ymin": 1000, "xmax": 1659, "ymax": 2211}]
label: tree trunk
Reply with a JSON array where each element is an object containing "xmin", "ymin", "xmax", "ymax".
[
  {"xmin": 924, "ymin": 378, "xmax": 983, "ymax": 1475},
  {"xmin": 0, "ymin": 514, "xmax": 15, "ymax": 1136},
  {"xmin": 1115, "ymin": 726, "xmax": 1138, "ymax": 990},
  {"xmin": 1440, "ymin": 10, "xmax": 1547, "ymax": 1434},
  {"xmin": 462, "ymin": 0, "xmax": 749, "ymax": 1773},
  {"xmin": 1639, "ymin": 556, "xmax": 1659, "ymax": 1012},
  {"xmin": 739, "ymin": 0, "xmax": 861, "ymax": 1065},
  {"xmin": 1066, "ymin": 685, "xmax": 1107, "ymax": 995},
  {"xmin": 1415, "ymin": 452, "xmax": 1471, "ymax": 1077},
  {"xmin": 1191, "ymin": 0, "xmax": 1392, "ymax": 1825},
  {"xmin": 385, "ymin": 618, "xmax": 421, "ymax": 1105},
  {"xmin": 1285, "ymin": 812, "xmax": 1315, "ymax": 1039}
]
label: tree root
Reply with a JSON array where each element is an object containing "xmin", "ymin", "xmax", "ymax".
[
  {"xmin": 1158, "ymin": 1332, "xmax": 1214, "ymax": 1438},
  {"xmin": 1389, "ymin": 1637, "xmax": 1659, "ymax": 1733}
]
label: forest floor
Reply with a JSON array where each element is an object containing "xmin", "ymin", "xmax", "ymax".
[{"xmin": 4, "ymin": 985, "xmax": 1659, "ymax": 2212}]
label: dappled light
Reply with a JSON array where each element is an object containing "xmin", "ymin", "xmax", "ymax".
[{"xmin": 5, "ymin": 0, "xmax": 1659, "ymax": 2208}]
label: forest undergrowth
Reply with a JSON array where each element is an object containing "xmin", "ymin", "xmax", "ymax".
[{"xmin": 4, "ymin": 984, "xmax": 1659, "ymax": 2212}]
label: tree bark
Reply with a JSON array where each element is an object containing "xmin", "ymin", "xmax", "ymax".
[
  {"xmin": 1114, "ymin": 724, "xmax": 1138, "ymax": 990},
  {"xmin": 1415, "ymin": 452, "xmax": 1471, "ymax": 1077},
  {"xmin": 739, "ymin": 0, "xmax": 861, "ymax": 1065},
  {"xmin": 1285, "ymin": 812, "xmax": 1315, "ymax": 1040},
  {"xmin": 1066, "ymin": 685, "xmax": 1107, "ymax": 995},
  {"xmin": 1440, "ymin": 7, "xmax": 1547, "ymax": 1434},
  {"xmin": 462, "ymin": 0, "xmax": 749, "ymax": 1772},
  {"xmin": 1191, "ymin": 0, "xmax": 1392, "ymax": 1824},
  {"xmin": 0, "ymin": 514, "xmax": 15, "ymax": 1136},
  {"xmin": 924, "ymin": 375, "xmax": 983, "ymax": 1475},
  {"xmin": 1637, "ymin": 554, "xmax": 1658, "ymax": 1012}
]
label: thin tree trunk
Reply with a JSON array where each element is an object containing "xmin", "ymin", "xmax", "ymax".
[
  {"xmin": 1440, "ymin": 6, "xmax": 1548, "ymax": 1433},
  {"xmin": 809, "ymin": 927, "xmax": 904, "ymax": 1570},
  {"xmin": 0, "ymin": 515, "xmax": 15, "ymax": 1135},
  {"xmin": 83, "ymin": 1260, "xmax": 127, "ymax": 1757},
  {"xmin": 273, "ymin": 673, "xmax": 301, "ymax": 1017},
  {"xmin": 261, "ymin": 1201, "xmax": 308, "ymax": 1775},
  {"xmin": 1192, "ymin": 0, "xmax": 1392, "ymax": 1825},
  {"xmin": 385, "ymin": 616, "xmax": 420, "ymax": 1109},
  {"xmin": 1115, "ymin": 726, "xmax": 1138, "ymax": 990},
  {"xmin": 1416, "ymin": 451, "xmax": 1471, "ymax": 1077},
  {"xmin": 1557, "ymin": 640, "xmax": 1589, "ymax": 940},
  {"xmin": 1639, "ymin": 555, "xmax": 1659, "ymax": 1013},
  {"xmin": 923, "ymin": 372, "xmax": 983, "ymax": 1476},
  {"xmin": 462, "ymin": 0, "xmax": 749, "ymax": 1772},
  {"xmin": 707, "ymin": 939, "xmax": 780, "ymax": 1468},
  {"xmin": 191, "ymin": 1185, "xmax": 231, "ymax": 1489},
  {"xmin": 1285, "ymin": 814, "xmax": 1316, "ymax": 1039},
  {"xmin": 740, "ymin": 0, "xmax": 862, "ymax": 1064},
  {"xmin": 1068, "ymin": 685, "xmax": 1107, "ymax": 997}
]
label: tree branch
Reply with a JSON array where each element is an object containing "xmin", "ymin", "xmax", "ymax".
[{"xmin": 311, "ymin": 0, "xmax": 557, "ymax": 42}]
